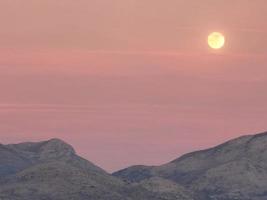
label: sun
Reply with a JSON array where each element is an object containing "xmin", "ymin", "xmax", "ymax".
[{"xmin": 208, "ymin": 32, "xmax": 225, "ymax": 49}]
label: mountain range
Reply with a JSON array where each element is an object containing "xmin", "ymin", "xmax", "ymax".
[{"xmin": 1, "ymin": 132, "xmax": 267, "ymax": 200}]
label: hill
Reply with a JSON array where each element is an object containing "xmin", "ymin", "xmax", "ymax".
[
  {"xmin": 114, "ymin": 132, "xmax": 267, "ymax": 200},
  {"xmin": 0, "ymin": 138, "xmax": 192, "ymax": 200}
]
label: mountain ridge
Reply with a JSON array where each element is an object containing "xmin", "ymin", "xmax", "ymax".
[
  {"xmin": 114, "ymin": 131, "xmax": 267, "ymax": 200},
  {"xmin": 2, "ymin": 131, "xmax": 267, "ymax": 200}
]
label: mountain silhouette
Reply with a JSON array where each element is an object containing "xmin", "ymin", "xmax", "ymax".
[
  {"xmin": 0, "ymin": 138, "xmax": 192, "ymax": 200},
  {"xmin": 1, "ymin": 132, "xmax": 267, "ymax": 199},
  {"xmin": 114, "ymin": 132, "xmax": 267, "ymax": 200}
]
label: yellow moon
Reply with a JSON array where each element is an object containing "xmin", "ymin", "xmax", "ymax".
[{"xmin": 208, "ymin": 32, "xmax": 225, "ymax": 49}]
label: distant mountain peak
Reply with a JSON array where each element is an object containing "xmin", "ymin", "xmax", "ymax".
[
  {"xmin": 38, "ymin": 138, "xmax": 76, "ymax": 160},
  {"xmin": 114, "ymin": 131, "xmax": 267, "ymax": 200},
  {"xmin": 2, "ymin": 132, "xmax": 267, "ymax": 200},
  {"xmin": 43, "ymin": 138, "xmax": 75, "ymax": 153},
  {"xmin": 5, "ymin": 138, "xmax": 76, "ymax": 161},
  {"xmin": 46, "ymin": 138, "xmax": 68, "ymax": 143}
]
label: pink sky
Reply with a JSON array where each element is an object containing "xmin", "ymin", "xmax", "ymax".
[{"xmin": 0, "ymin": 0, "xmax": 267, "ymax": 172}]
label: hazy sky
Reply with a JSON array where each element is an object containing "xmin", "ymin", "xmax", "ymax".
[{"xmin": 0, "ymin": 0, "xmax": 267, "ymax": 171}]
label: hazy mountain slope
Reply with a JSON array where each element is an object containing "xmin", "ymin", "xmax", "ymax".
[
  {"xmin": 0, "ymin": 138, "xmax": 194, "ymax": 200},
  {"xmin": 0, "ymin": 139, "xmax": 127, "ymax": 200},
  {"xmin": 4, "ymin": 132, "xmax": 267, "ymax": 200},
  {"xmin": 0, "ymin": 138, "xmax": 111, "ymax": 182},
  {"xmin": 114, "ymin": 132, "xmax": 267, "ymax": 200},
  {"xmin": 134, "ymin": 177, "xmax": 194, "ymax": 199}
]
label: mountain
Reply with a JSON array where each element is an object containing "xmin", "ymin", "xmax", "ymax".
[
  {"xmin": 0, "ymin": 138, "xmax": 129, "ymax": 200},
  {"xmin": 0, "ymin": 138, "xmax": 193, "ymax": 200},
  {"xmin": 2, "ymin": 132, "xmax": 267, "ymax": 200},
  {"xmin": 114, "ymin": 132, "xmax": 267, "ymax": 200}
]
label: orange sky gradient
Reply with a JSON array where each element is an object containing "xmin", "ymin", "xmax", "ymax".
[{"xmin": 0, "ymin": 0, "xmax": 267, "ymax": 171}]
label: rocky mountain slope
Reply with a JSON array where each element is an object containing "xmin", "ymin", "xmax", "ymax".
[
  {"xmin": 0, "ymin": 138, "xmax": 193, "ymax": 200},
  {"xmin": 2, "ymin": 132, "xmax": 267, "ymax": 200},
  {"xmin": 0, "ymin": 139, "xmax": 128, "ymax": 200},
  {"xmin": 114, "ymin": 132, "xmax": 267, "ymax": 200}
]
